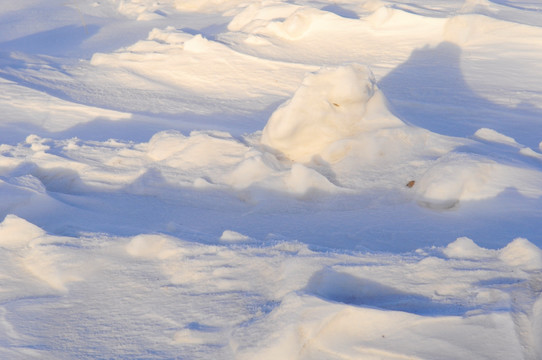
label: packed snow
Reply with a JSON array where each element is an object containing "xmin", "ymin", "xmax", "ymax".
[{"xmin": 1, "ymin": 0, "xmax": 542, "ymax": 359}]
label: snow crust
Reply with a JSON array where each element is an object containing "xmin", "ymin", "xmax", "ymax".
[{"xmin": 1, "ymin": 0, "xmax": 542, "ymax": 359}]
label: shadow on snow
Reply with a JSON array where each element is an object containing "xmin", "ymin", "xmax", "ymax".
[{"xmin": 378, "ymin": 41, "xmax": 542, "ymax": 150}]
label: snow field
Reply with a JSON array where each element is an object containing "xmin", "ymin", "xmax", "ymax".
[
  {"xmin": 0, "ymin": 215, "xmax": 541, "ymax": 358},
  {"xmin": 2, "ymin": 62, "xmax": 541, "ymax": 207},
  {"xmin": 89, "ymin": 26, "xmax": 314, "ymax": 103},
  {"xmin": 1, "ymin": 0, "xmax": 542, "ymax": 358}
]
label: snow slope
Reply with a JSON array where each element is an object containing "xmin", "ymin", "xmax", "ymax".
[{"xmin": 1, "ymin": 0, "xmax": 542, "ymax": 358}]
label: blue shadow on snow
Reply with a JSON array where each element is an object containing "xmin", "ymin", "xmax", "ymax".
[
  {"xmin": 0, "ymin": 25, "xmax": 99, "ymax": 57},
  {"xmin": 306, "ymin": 268, "xmax": 471, "ymax": 316},
  {"xmin": 378, "ymin": 41, "xmax": 542, "ymax": 150}
]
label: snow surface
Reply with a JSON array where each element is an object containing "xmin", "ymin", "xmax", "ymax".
[{"xmin": 1, "ymin": 0, "xmax": 542, "ymax": 359}]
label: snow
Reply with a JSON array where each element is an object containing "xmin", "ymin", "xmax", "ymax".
[
  {"xmin": 474, "ymin": 127, "xmax": 520, "ymax": 147},
  {"xmin": 219, "ymin": 229, "xmax": 251, "ymax": 242},
  {"xmin": 1, "ymin": 0, "xmax": 542, "ymax": 359},
  {"xmin": 261, "ymin": 64, "xmax": 401, "ymax": 163}
]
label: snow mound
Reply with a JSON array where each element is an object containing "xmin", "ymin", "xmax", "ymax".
[
  {"xmin": 145, "ymin": 130, "xmax": 340, "ymax": 197},
  {"xmin": 220, "ymin": 230, "xmax": 251, "ymax": 242},
  {"xmin": 443, "ymin": 237, "xmax": 494, "ymax": 259},
  {"xmin": 499, "ymin": 238, "xmax": 542, "ymax": 270},
  {"xmin": 0, "ymin": 215, "xmax": 82, "ymax": 291},
  {"xmin": 443, "ymin": 236, "xmax": 542, "ymax": 271},
  {"xmin": 126, "ymin": 234, "xmax": 180, "ymax": 259},
  {"xmin": 0, "ymin": 214, "xmax": 45, "ymax": 249},
  {"xmin": 0, "ymin": 130, "xmax": 342, "ymax": 200},
  {"xmin": 414, "ymin": 153, "xmax": 542, "ymax": 208},
  {"xmin": 259, "ymin": 65, "xmax": 542, "ymax": 205},
  {"xmin": 261, "ymin": 64, "xmax": 403, "ymax": 163},
  {"xmin": 414, "ymin": 155, "xmax": 495, "ymax": 208},
  {"xmin": 1, "ymin": 110, "xmax": 539, "ymax": 207}
]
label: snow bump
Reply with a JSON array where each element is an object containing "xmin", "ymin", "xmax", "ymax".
[
  {"xmin": 0, "ymin": 214, "xmax": 45, "ymax": 249},
  {"xmin": 443, "ymin": 237, "xmax": 494, "ymax": 260},
  {"xmin": 499, "ymin": 238, "xmax": 542, "ymax": 271},
  {"xmin": 220, "ymin": 230, "xmax": 251, "ymax": 243}
]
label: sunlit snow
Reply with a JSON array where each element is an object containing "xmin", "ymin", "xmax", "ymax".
[{"xmin": 1, "ymin": 0, "xmax": 542, "ymax": 359}]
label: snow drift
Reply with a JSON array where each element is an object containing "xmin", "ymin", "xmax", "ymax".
[
  {"xmin": 1, "ymin": 214, "xmax": 541, "ymax": 359},
  {"xmin": 1, "ymin": 0, "xmax": 542, "ymax": 359},
  {"xmin": 2, "ymin": 63, "xmax": 541, "ymax": 207},
  {"xmin": 261, "ymin": 64, "xmax": 403, "ymax": 163},
  {"xmin": 260, "ymin": 64, "xmax": 542, "ymax": 207}
]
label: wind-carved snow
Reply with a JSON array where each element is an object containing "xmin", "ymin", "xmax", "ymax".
[
  {"xmin": 86, "ymin": 26, "xmax": 315, "ymax": 114},
  {"xmin": 260, "ymin": 64, "xmax": 542, "ymax": 207},
  {"xmin": 261, "ymin": 64, "xmax": 403, "ymax": 163},
  {"xmin": 1, "ymin": 63, "xmax": 541, "ymax": 207},
  {"xmin": 0, "ymin": 215, "xmax": 540, "ymax": 359},
  {"xmin": 1, "ymin": 0, "xmax": 542, "ymax": 359},
  {"xmin": 0, "ymin": 78, "xmax": 131, "ymax": 132},
  {"xmin": 219, "ymin": 230, "xmax": 251, "ymax": 243}
]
